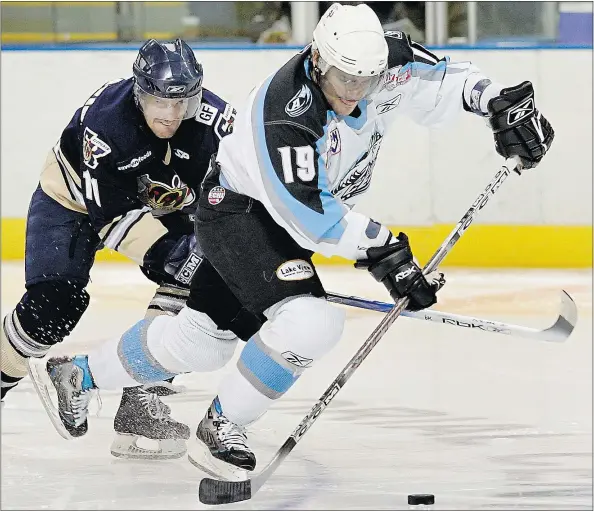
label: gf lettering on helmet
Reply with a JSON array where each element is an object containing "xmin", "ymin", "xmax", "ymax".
[{"xmin": 175, "ymin": 252, "xmax": 203, "ymax": 284}]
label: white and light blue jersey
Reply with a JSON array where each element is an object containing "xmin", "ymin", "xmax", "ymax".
[{"xmin": 215, "ymin": 32, "xmax": 500, "ymax": 260}]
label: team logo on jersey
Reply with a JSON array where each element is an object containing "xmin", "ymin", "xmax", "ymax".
[
  {"xmin": 329, "ymin": 128, "xmax": 341, "ymax": 155},
  {"xmin": 332, "ymin": 130, "xmax": 383, "ymax": 202},
  {"xmin": 285, "ymin": 85, "xmax": 313, "ymax": 117},
  {"xmin": 507, "ymin": 97, "xmax": 534, "ymax": 125},
  {"xmin": 83, "ymin": 127, "xmax": 111, "ymax": 169},
  {"xmin": 173, "ymin": 148, "xmax": 190, "ymax": 160},
  {"xmin": 207, "ymin": 186, "xmax": 226, "ymax": 205},
  {"xmin": 138, "ymin": 173, "xmax": 196, "ymax": 211},
  {"xmin": 377, "ymin": 94, "xmax": 402, "ymax": 114},
  {"xmin": 383, "ymin": 67, "xmax": 412, "ymax": 91},
  {"xmin": 276, "ymin": 259, "xmax": 314, "ymax": 281}
]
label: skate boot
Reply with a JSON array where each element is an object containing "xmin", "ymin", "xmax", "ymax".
[
  {"xmin": 28, "ymin": 355, "xmax": 96, "ymax": 439},
  {"xmin": 111, "ymin": 382, "xmax": 190, "ymax": 460},
  {"xmin": 188, "ymin": 397, "xmax": 256, "ymax": 481}
]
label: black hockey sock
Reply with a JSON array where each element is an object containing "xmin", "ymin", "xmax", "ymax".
[{"xmin": 1, "ymin": 372, "xmax": 23, "ymax": 400}]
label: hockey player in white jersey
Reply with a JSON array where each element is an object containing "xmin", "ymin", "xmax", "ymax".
[{"xmin": 30, "ymin": 3, "xmax": 553, "ymax": 481}]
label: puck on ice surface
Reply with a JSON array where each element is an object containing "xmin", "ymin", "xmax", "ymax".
[{"xmin": 408, "ymin": 494, "xmax": 435, "ymax": 506}]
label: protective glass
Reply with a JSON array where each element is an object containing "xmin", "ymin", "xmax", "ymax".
[
  {"xmin": 136, "ymin": 86, "xmax": 202, "ymax": 121},
  {"xmin": 320, "ymin": 66, "xmax": 383, "ymax": 102}
]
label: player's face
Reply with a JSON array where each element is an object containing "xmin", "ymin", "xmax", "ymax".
[
  {"xmin": 319, "ymin": 66, "xmax": 381, "ymax": 116},
  {"xmin": 141, "ymin": 96, "xmax": 187, "ymax": 138}
]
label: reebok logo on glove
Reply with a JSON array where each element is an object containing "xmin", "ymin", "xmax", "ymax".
[
  {"xmin": 174, "ymin": 253, "xmax": 203, "ymax": 284},
  {"xmin": 507, "ymin": 97, "xmax": 534, "ymax": 125},
  {"xmin": 394, "ymin": 266, "xmax": 417, "ymax": 282}
]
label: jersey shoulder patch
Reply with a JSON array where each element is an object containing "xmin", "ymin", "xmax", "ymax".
[
  {"xmin": 196, "ymin": 89, "xmax": 236, "ymax": 140},
  {"xmin": 83, "ymin": 126, "xmax": 111, "ymax": 169},
  {"xmin": 264, "ymin": 53, "xmax": 326, "ymax": 137}
]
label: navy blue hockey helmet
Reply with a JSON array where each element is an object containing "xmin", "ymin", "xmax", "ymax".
[{"xmin": 133, "ymin": 38, "xmax": 203, "ymax": 120}]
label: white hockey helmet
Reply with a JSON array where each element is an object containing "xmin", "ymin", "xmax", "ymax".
[{"xmin": 312, "ymin": 3, "xmax": 388, "ymax": 100}]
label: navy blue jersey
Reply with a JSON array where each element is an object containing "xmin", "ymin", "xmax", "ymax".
[{"xmin": 41, "ymin": 77, "xmax": 235, "ymax": 264}]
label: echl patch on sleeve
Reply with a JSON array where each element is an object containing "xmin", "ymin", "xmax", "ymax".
[{"xmin": 83, "ymin": 127, "xmax": 111, "ymax": 169}]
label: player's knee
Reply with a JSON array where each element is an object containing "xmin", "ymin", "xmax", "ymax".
[
  {"xmin": 6, "ymin": 281, "xmax": 89, "ymax": 358},
  {"xmin": 236, "ymin": 297, "xmax": 345, "ymax": 402},
  {"xmin": 263, "ymin": 296, "xmax": 346, "ymax": 361},
  {"xmin": 146, "ymin": 308, "xmax": 239, "ymax": 374}
]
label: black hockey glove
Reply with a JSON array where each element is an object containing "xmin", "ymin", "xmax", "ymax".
[
  {"xmin": 355, "ymin": 232, "xmax": 445, "ymax": 312},
  {"xmin": 163, "ymin": 233, "xmax": 204, "ymax": 285},
  {"xmin": 487, "ymin": 81, "xmax": 554, "ymax": 170}
]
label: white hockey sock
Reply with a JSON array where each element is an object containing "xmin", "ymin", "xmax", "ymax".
[
  {"xmin": 88, "ymin": 308, "xmax": 238, "ymax": 390},
  {"xmin": 217, "ymin": 296, "xmax": 345, "ymax": 426},
  {"xmin": 87, "ymin": 317, "xmax": 175, "ymax": 390}
]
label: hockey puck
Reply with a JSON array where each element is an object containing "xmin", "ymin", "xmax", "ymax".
[{"xmin": 408, "ymin": 494, "xmax": 435, "ymax": 506}]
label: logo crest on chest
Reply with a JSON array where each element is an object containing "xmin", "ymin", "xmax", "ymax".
[{"xmin": 138, "ymin": 173, "xmax": 196, "ymax": 211}]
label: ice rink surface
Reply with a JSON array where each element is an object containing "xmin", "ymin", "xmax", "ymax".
[{"xmin": 1, "ymin": 262, "xmax": 592, "ymax": 510}]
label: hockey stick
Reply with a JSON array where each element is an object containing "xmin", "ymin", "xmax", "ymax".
[
  {"xmin": 325, "ymin": 290, "xmax": 577, "ymax": 343},
  {"xmin": 198, "ymin": 159, "xmax": 520, "ymax": 505}
]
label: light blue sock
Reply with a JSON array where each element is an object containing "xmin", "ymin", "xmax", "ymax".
[{"xmin": 72, "ymin": 355, "xmax": 95, "ymax": 391}]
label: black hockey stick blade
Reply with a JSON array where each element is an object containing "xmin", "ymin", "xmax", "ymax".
[{"xmin": 199, "ymin": 478, "xmax": 252, "ymax": 505}]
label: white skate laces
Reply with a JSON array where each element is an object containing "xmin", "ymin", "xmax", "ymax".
[
  {"xmin": 215, "ymin": 417, "xmax": 249, "ymax": 451},
  {"xmin": 137, "ymin": 388, "xmax": 171, "ymax": 420},
  {"xmin": 70, "ymin": 389, "xmax": 96, "ymax": 427}
]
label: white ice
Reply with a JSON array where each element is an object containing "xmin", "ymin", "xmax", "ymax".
[{"xmin": 1, "ymin": 262, "xmax": 592, "ymax": 510}]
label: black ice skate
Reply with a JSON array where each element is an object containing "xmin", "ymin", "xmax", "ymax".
[
  {"xmin": 110, "ymin": 382, "xmax": 190, "ymax": 460},
  {"xmin": 28, "ymin": 355, "xmax": 96, "ymax": 439},
  {"xmin": 188, "ymin": 397, "xmax": 256, "ymax": 481}
]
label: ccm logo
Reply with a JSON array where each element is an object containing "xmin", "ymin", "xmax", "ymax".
[{"xmin": 175, "ymin": 253, "xmax": 203, "ymax": 284}]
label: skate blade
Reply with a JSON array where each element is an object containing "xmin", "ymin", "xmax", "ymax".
[
  {"xmin": 110, "ymin": 433, "xmax": 186, "ymax": 460},
  {"xmin": 187, "ymin": 437, "xmax": 249, "ymax": 482},
  {"xmin": 26, "ymin": 358, "xmax": 72, "ymax": 440}
]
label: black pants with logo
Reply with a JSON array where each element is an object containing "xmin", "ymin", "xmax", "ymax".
[{"xmin": 191, "ymin": 167, "xmax": 326, "ymax": 319}]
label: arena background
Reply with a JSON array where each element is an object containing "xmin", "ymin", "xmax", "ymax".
[{"xmin": 1, "ymin": 1, "xmax": 591, "ymax": 268}]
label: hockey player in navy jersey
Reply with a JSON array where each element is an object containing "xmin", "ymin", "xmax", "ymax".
[
  {"xmin": 2, "ymin": 38, "xmax": 261, "ymax": 460},
  {"xmin": 31, "ymin": 3, "xmax": 554, "ymax": 480}
]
